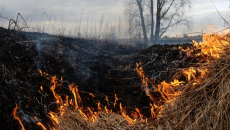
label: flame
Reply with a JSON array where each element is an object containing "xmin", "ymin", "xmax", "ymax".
[
  {"xmin": 69, "ymin": 99, "xmax": 73, "ymax": 106},
  {"xmin": 105, "ymin": 96, "xmax": 110, "ymax": 106},
  {"xmin": 61, "ymin": 76, "xmax": 63, "ymax": 82},
  {"xmin": 34, "ymin": 117, "xmax": 47, "ymax": 130},
  {"xmin": 40, "ymin": 86, "xmax": 43, "ymax": 91},
  {"xmin": 50, "ymin": 75, "xmax": 64, "ymax": 110},
  {"xmin": 65, "ymin": 95, "xmax": 69, "ymax": 107},
  {"xmin": 105, "ymin": 106, "xmax": 112, "ymax": 113},
  {"xmin": 69, "ymin": 83, "xmax": 82, "ymax": 109},
  {"xmin": 89, "ymin": 93, "xmax": 95, "ymax": 98},
  {"xmin": 150, "ymin": 103, "xmax": 156, "ymax": 119},
  {"xmin": 114, "ymin": 93, "xmax": 118, "ymax": 108},
  {"xmin": 135, "ymin": 108, "xmax": 145, "ymax": 122},
  {"xmin": 11, "ymin": 103, "xmax": 25, "ymax": 130},
  {"xmin": 97, "ymin": 102, "xmax": 102, "ymax": 111},
  {"xmin": 120, "ymin": 103, "xmax": 136, "ymax": 124},
  {"xmin": 48, "ymin": 111, "xmax": 59, "ymax": 125},
  {"xmin": 44, "ymin": 72, "xmax": 49, "ymax": 75},
  {"xmin": 135, "ymin": 62, "xmax": 149, "ymax": 95},
  {"xmin": 34, "ymin": 33, "xmax": 230, "ymax": 128},
  {"xmin": 183, "ymin": 67, "xmax": 196, "ymax": 81},
  {"xmin": 39, "ymin": 70, "xmax": 43, "ymax": 76},
  {"xmin": 170, "ymin": 79, "xmax": 185, "ymax": 87},
  {"xmin": 79, "ymin": 109, "xmax": 88, "ymax": 120},
  {"xmin": 87, "ymin": 107, "xmax": 98, "ymax": 122}
]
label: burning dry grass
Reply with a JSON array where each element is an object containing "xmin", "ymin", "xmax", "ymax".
[
  {"xmin": 56, "ymin": 33, "xmax": 230, "ymax": 130},
  {"xmin": 160, "ymin": 56, "xmax": 230, "ymax": 129},
  {"xmin": 57, "ymin": 108, "xmax": 158, "ymax": 130},
  {"xmin": 11, "ymin": 32, "xmax": 230, "ymax": 129}
]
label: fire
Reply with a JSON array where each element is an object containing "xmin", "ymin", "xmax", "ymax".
[
  {"xmin": 89, "ymin": 93, "xmax": 95, "ymax": 98},
  {"xmin": 105, "ymin": 106, "xmax": 112, "ymax": 113},
  {"xmin": 40, "ymin": 86, "xmax": 43, "ymax": 91},
  {"xmin": 32, "ymin": 32, "xmax": 230, "ymax": 129},
  {"xmin": 97, "ymin": 102, "xmax": 102, "ymax": 111},
  {"xmin": 87, "ymin": 107, "xmax": 98, "ymax": 122},
  {"xmin": 150, "ymin": 103, "xmax": 156, "ymax": 119},
  {"xmin": 79, "ymin": 109, "xmax": 88, "ymax": 120},
  {"xmin": 120, "ymin": 103, "xmax": 136, "ymax": 124},
  {"xmin": 64, "ymin": 95, "xmax": 69, "ymax": 107},
  {"xmin": 39, "ymin": 70, "xmax": 43, "ymax": 76},
  {"xmin": 11, "ymin": 103, "xmax": 25, "ymax": 130},
  {"xmin": 105, "ymin": 96, "xmax": 110, "ymax": 106},
  {"xmin": 183, "ymin": 67, "xmax": 196, "ymax": 81},
  {"xmin": 170, "ymin": 79, "xmax": 185, "ymax": 87},
  {"xmin": 50, "ymin": 75, "xmax": 64, "ymax": 110},
  {"xmin": 114, "ymin": 93, "xmax": 118, "ymax": 108},
  {"xmin": 34, "ymin": 117, "xmax": 47, "ymax": 130},
  {"xmin": 61, "ymin": 76, "xmax": 63, "ymax": 82},
  {"xmin": 49, "ymin": 111, "xmax": 59, "ymax": 125},
  {"xmin": 135, "ymin": 108, "xmax": 145, "ymax": 122},
  {"xmin": 192, "ymin": 33, "xmax": 230, "ymax": 59},
  {"xmin": 69, "ymin": 83, "xmax": 82, "ymax": 109},
  {"xmin": 135, "ymin": 62, "xmax": 150, "ymax": 95}
]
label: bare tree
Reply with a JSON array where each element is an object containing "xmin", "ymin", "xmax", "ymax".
[
  {"xmin": 125, "ymin": 0, "xmax": 191, "ymax": 45},
  {"xmin": 154, "ymin": 0, "xmax": 191, "ymax": 44},
  {"xmin": 136, "ymin": 0, "xmax": 148, "ymax": 47},
  {"xmin": 150, "ymin": 0, "xmax": 154, "ymax": 44},
  {"xmin": 124, "ymin": 0, "xmax": 148, "ymax": 47}
]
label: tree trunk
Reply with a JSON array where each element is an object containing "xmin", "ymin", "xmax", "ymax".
[
  {"xmin": 136, "ymin": 0, "xmax": 148, "ymax": 47},
  {"xmin": 154, "ymin": 0, "xmax": 161, "ymax": 44},
  {"xmin": 150, "ymin": 0, "xmax": 154, "ymax": 45}
]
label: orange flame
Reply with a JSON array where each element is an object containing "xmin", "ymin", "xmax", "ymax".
[
  {"xmin": 150, "ymin": 103, "xmax": 156, "ymax": 119},
  {"xmin": 40, "ymin": 86, "xmax": 43, "ymax": 91},
  {"xmin": 69, "ymin": 83, "xmax": 82, "ymax": 109},
  {"xmin": 65, "ymin": 95, "xmax": 69, "ymax": 107},
  {"xmin": 48, "ymin": 111, "xmax": 59, "ymax": 125},
  {"xmin": 39, "ymin": 70, "xmax": 43, "ymax": 76},
  {"xmin": 89, "ymin": 93, "xmax": 95, "ymax": 98},
  {"xmin": 114, "ymin": 93, "xmax": 118, "ymax": 108},
  {"xmin": 120, "ymin": 103, "xmax": 136, "ymax": 124},
  {"xmin": 105, "ymin": 106, "xmax": 112, "ymax": 113},
  {"xmin": 183, "ymin": 67, "xmax": 196, "ymax": 82},
  {"xmin": 61, "ymin": 76, "xmax": 63, "ymax": 82},
  {"xmin": 135, "ymin": 108, "xmax": 145, "ymax": 122},
  {"xmin": 11, "ymin": 103, "xmax": 25, "ymax": 130},
  {"xmin": 50, "ymin": 75, "xmax": 63, "ymax": 110},
  {"xmin": 34, "ymin": 117, "xmax": 47, "ymax": 130},
  {"xmin": 105, "ymin": 96, "xmax": 110, "ymax": 106},
  {"xmin": 79, "ymin": 109, "xmax": 88, "ymax": 121}
]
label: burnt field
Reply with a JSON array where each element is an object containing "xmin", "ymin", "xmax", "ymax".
[
  {"xmin": 2, "ymin": 26, "xmax": 230, "ymax": 130},
  {"xmin": 0, "ymin": 27, "xmax": 195, "ymax": 129}
]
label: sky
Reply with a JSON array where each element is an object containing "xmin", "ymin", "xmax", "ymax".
[{"xmin": 0, "ymin": 0, "xmax": 229, "ymax": 38}]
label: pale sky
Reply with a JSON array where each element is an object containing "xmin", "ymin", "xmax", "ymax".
[{"xmin": 0, "ymin": 0, "xmax": 229, "ymax": 37}]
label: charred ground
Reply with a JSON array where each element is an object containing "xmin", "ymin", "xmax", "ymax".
[{"xmin": 0, "ymin": 27, "xmax": 192, "ymax": 130}]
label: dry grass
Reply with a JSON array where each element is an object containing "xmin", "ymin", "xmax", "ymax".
[
  {"xmin": 57, "ymin": 109, "xmax": 158, "ymax": 130},
  {"xmin": 160, "ymin": 56, "xmax": 230, "ymax": 129}
]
